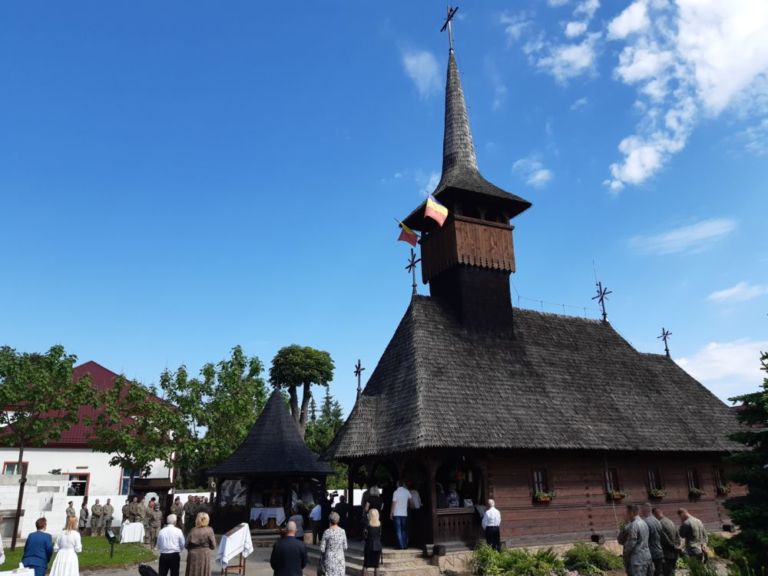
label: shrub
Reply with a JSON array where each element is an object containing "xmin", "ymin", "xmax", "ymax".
[
  {"xmin": 473, "ymin": 544, "xmax": 566, "ymax": 576},
  {"xmin": 563, "ymin": 543, "xmax": 624, "ymax": 576}
]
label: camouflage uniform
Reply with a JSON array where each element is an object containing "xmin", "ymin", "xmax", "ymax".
[
  {"xmin": 91, "ymin": 502, "xmax": 104, "ymax": 536},
  {"xmin": 147, "ymin": 506, "xmax": 163, "ymax": 547},
  {"xmin": 102, "ymin": 502, "xmax": 115, "ymax": 535}
]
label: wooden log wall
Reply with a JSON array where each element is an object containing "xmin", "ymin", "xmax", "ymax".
[{"xmin": 487, "ymin": 451, "xmax": 745, "ymax": 546}]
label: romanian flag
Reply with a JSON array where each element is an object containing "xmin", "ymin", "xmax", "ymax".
[
  {"xmin": 398, "ymin": 222, "xmax": 419, "ymax": 247},
  {"xmin": 425, "ymin": 195, "xmax": 448, "ymax": 227}
]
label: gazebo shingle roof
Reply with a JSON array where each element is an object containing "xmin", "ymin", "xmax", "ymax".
[
  {"xmin": 210, "ymin": 390, "xmax": 333, "ymax": 478},
  {"xmin": 326, "ymin": 296, "xmax": 743, "ymax": 459}
]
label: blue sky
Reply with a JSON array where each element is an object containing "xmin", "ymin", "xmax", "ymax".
[{"xmin": 1, "ymin": 1, "xmax": 766, "ymax": 415}]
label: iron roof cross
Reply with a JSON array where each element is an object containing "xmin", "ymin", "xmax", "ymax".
[
  {"xmin": 440, "ymin": 5, "xmax": 459, "ymax": 51},
  {"xmin": 354, "ymin": 359, "xmax": 365, "ymax": 399},
  {"xmin": 592, "ymin": 280, "xmax": 612, "ymax": 322},
  {"xmin": 406, "ymin": 248, "xmax": 421, "ymax": 296},
  {"xmin": 658, "ymin": 327, "xmax": 672, "ymax": 358}
]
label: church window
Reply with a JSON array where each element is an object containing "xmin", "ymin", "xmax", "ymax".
[
  {"xmin": 687, "ymin": 468, "xmax": 701, "ymax": 491},
  {"xmin": 647, "ymin": 468, "xmax": 663, "ymax": 491},
  {"xmin": 605, "ymin": 468, "xmax": 621, "ymax": 493},
  {"xmin": 532, "ymin": 468, "xmax": 550, "ymax": 493}
]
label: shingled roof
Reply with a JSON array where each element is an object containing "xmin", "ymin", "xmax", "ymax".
[
  {"xmin": 209, "ymin": 390, "xmax": 334, "ymax": 478},
  {"xmin": 326, "ymin": 296, "xmax": 743, "ymax": 459}
]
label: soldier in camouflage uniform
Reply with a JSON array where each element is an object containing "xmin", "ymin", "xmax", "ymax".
[
  {"xmin": 147, "ymin": 501, "xmax": 163, "ymax": 547},
  {"xmin": 65, "ymin": 501, "xmax": 76, "ymax": 529},
  {"xmin": 91, "ymin": 499, "xmax": 104, "ymax": 536},
  {"xmin": 122, "ymin": 498, "xmax": 131, "ymax": 523},
  {"xmin": 182, "ymin": 496, "xmax": 195, "ymax": 535},
  {"xmin": 102, "ymin": 498, "xmax": 114, "ymax": 535},
  {"xmin": 170, "ymin": 496, "xmax": 184, "ymax": 528}
]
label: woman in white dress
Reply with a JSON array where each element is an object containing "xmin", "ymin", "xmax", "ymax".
[{"xmin": 50, "ymin": 516, "xmax": 82, "ymax": 576}]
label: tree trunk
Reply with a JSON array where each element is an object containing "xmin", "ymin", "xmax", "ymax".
[
  {"xmin": 288, "ymin": 386, "xmax": 300, "ymax": 426},
  {"xmin": 298, "ymin": 382, "xmax": 312, "ymax": 439},
  {"xmin": 10, "ymin": 442, "xmax": 26, "ymax": 550}
]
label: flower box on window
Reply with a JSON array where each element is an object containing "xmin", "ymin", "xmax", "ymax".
[
  {"xmin": 533, "ymin": 491, "xmax": 555, "ymax": 503},
  {"xmin": 607, "ymin": 490, "xmax": 627, "ymax": 501},
  {"xmin": 648, "ymin": 488, "xmax": 666, "ymax": 499},
  {"xmin": 689, "ymin": 488, "xmax": 705, "ymax": 499}
]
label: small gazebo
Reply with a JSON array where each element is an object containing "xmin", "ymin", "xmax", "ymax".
[{"xmin": 209, "ymin": 390, "xmax": 333, "ymax": 532}]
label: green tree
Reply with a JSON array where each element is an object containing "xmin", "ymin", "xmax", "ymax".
[
  {"xmin": 305, "ymin": 387, "xmax": 346, "ymax": 488},
  {"xmin": 0, "ymin": 345, "xmax": 94, "ymax": 549},
  {"xmin": 725, "ymin": 351, "xmax": 768, "ymax": 572},
  {"xmin": 269, "ymin": 345, "xmax": 334, "ymax": 439},
  {"xmin": 160, "ymin": 346, "xmax": 266, "ymax": 487},
  {"xmin": 88, "ymin": 376, "xmax": 183, "ymax": 496}
]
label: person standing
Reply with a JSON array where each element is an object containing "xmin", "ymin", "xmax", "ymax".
[
  {"xmin": 91, "ymin": 499, "xmax": 103, "ymax": 537},
  {"xmin": 128, "ymin": 496, "xmax": 140, "ymax": 523},
  {"xmin": 147, "ymin": 501, "xmax": 163, "ymax": 548},
  {"xmin": 309, "ymin": 502, "xmax": 322, "ymax": 545},
  {"xmin": 78, "ymin": 502, "xmax": 89, "ymax": 534},
  {"xmin": 170, "ymin": 497, "xmax": 183, "ymax": 528},
  {"xmin": 184, "ymin": 512, "xmax": 216, "ymax": 576},
  {"xmin": 50, "ymin": 517, "xmax": 82, "ymax": 576},
  {"xmin": 618, "ymin": 504, "xmax": 653, "ymax": 576},
  {"xmin": 320, "ymin": 512, "xmax": 347, "ymax": 576},
  {"xmin": 408, "ymin": 483, "xmax": 423, "ymax": 546},
  {"xmin": 183, "ymin": 497, "xmax": 195, "ymax": 535},
  {"xmin": 156, "ymin": 514, "xmax": 185, "ymax": 576},
  {"xmin": 641, "ymin": 503, "xmax": 664, "ymax": 576},
  {"xmin": 65, "ymin": 502, "xmax": 76, "ymax": 528},
  {"xmin": 652, "ymin": 507, "xmax": 680, "ymax": 576},
  {"xmin": 102, "ymin": 498, "xmax": 114, "ymax": 534},
  {"xmin": 22, "ymin": 518, "xmax": 54, "ymax": 576},
  {"xmin": 390, "ymin": 481, "xmax": 411, "ymax": 550},
  {"xmin": 677, "ymin": 509, "xmax": 708, "ymax": 563},
  {"xmin": 270, "ymin": 521, "xmax": 307, "ymax": 576},
  {"xmin": 122, "ymin": 499, "xmax": 131, "ymax": 523},
  {"xmin": 333, "ymin": 495, "xmax": 350, "ymax": 531},
  {"xmin": 481, "ymin": 499, "xmax": 502, "ymax": 552},
  {"xmin": 363, "ymin": 509, "xmax": 382, "ymax": 576}
]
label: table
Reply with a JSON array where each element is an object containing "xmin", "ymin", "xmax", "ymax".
[
  {"xmin": 120, "ymin": 522, "xmax": 145, "ymax": 543},
  {"xmin": 216, "ymin": 522, "xmax": 254, "ymax": 567},
  {"xmin": 1, "ymin": 568, "xmax": 35, "ymax": 576},
  {"xmin": 249, "ymin": 507, "xmax": 285, "ymax": 527}
]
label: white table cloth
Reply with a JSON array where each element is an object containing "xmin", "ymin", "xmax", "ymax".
[
  {"xmin": 120, "ymin": 522, "xmax": 145, "ymax": 543},
  {"xmin": 216, "ymin": 523, "xmax": 254, "ymax": 566},
  {"xmin": 2, "ymin": 568, "xmax": 35, "ymax": 576},
  {"xmin": 249, "ymin": 507, "xmax": 285, "ymax": 526}
]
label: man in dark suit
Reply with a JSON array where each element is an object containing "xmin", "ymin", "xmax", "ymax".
[
  {"xmin": 22, "ymin": 518, "xmax": 54, "ymax": 576},
  {"xmin": 270, "ymin": 521, "xmax": 307, "ymax": 576}
]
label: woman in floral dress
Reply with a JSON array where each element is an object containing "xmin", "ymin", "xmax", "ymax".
[{"xmin": 320, "ymin": 512, "xmax": 347, "ymax": 576}]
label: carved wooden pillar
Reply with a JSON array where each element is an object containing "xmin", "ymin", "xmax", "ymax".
[{"xmin": 427, "ymin": 452, "xmax": 439, "ymax": 545}]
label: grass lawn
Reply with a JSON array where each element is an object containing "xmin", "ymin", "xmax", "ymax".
[{"xmin": 1, "ymin": 536, "xmax": 156, "ymax": 571}]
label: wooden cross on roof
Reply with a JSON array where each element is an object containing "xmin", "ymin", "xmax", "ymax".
[
  {"xmin": 406, "ymin": 248, "xmax": 421, "ymax": 296},
  {"xmin": 592, "ymin": 280, "xmax": 612, "ymax": 322},
  {"xmin": 440, "ymin": 5, "xmax": 459, "ymax": 51},
  {"xmin": 354, "ymin": 359, "xmax": 365, "ymax": 399},
  {"xmin": 658, "ymin": 327, "xmax": 672, "ymax": 358}
]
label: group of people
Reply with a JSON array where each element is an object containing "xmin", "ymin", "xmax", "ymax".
[
  {"xmin": 20, "ymin": 517, "xmax": 81, "ymax": 576},
  {"xmin": 619, "ymin": 504, "xmax": 709, "ymax": 576},
  {"xmin": 359, "ymin": 481, "xmax": 423, "ymax": 551},
  {"xmin": 271, "ymin": 512, "xmax": 355, "ymax": 576},
  {"xmin": 64, "ymin": 498, "xmax": 115, "ymax": 536}
]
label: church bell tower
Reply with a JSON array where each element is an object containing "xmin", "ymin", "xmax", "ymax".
[{"xmin": 401, "ymin": 30, "xmax": 531, "ymax": 327}]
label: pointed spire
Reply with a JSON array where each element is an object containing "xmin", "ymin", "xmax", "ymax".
[{"xmin": 442, "ymin": 50, "xmax": 479, "ymax": 178}]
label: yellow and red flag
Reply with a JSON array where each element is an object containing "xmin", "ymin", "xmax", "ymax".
[
  {"xmin": 397, "ymin": 222, "xmax": 419, "ymax": 247},
  {"xmin": 425, "ymin": 195, "xmax": 448, "ymax": 226}
]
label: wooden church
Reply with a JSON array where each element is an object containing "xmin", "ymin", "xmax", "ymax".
[{"xmin": 326, "ymin": 31, "xmax": 744, "ymax": 548}]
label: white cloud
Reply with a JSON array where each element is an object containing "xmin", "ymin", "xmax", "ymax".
[
  {"xmin": 570, "ymin": 96, "xmax": 589, "ymax": 110},
  {"xmin": 604, "ymin": 0, "xmax": 768, "ymax": 191},
  {"xmin": 415, "ymin": 171, "xmax": 440, "ymax": 197},
  {"xmin": 536, "ymin": 33, "xmax": 601, "ymax": 82},
  {"xmin": 630, "ymin": 218, "xmax": 737, "ymax": 255},
  {"xmin": 574, "ymin": 0, "xmax": 600, "ymax": 20},
  {"xmin": 565, "ymin": 21, "xmax": 588, "ymax": 38},
  {"xmin": 677, "ymin": 339, "xmax": 768, "ymax": 401},
  {"xmin": 499, "ymin": 12, "xmax": 531, "ymax": 45},
  {"xmin": 548, "ymin": 0, "xmax": 570, "ymax": 6},
  {"xmin": 513, "ymin": 157, "xmax": 553, "ymax": 188},
  {"xmin": 741, "ymin": 117, "xmax": 768, "ymax": 155},
  {"xmin": 607, "ymin": 0, "xmax": 650, "ymax": 40},
  {"xmin": 402, "ymin": 50, "xmax": 441, "ymax": 98},
  {"xmin": 708, "ymin": 282, "xmax": 768, "ymax": 303}
]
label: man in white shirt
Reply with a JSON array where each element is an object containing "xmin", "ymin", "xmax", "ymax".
[
  {"xmin": 156, "ymin": 514, "xmax": 185, "ymax": 576},
  {"xmin": 481, "ymin": 499, "xmax": 502, "ymax": 551},
  {"xmin": 391, "ymin": 481, "xmax": 412, "ymax": 550},
  {"xmin": 309, "ymin": 503, "xmax": 322, "ymax": 545}
]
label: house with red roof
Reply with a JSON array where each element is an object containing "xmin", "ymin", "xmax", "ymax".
[{"xmin": 0, "ymin": 361, "xmax": 172, "ymax": 497}]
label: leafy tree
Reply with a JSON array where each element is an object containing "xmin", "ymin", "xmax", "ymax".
[
  {"xmin": 305, "ymin": 387, "xmax": 346, "ymax": 488},
  {"xmin": 88, "ymin": 376, "xmax": 183, "ymax": 496},
  {"xmin": 0, "ymin": 345, "xmax": 94, "ymax": 549},
  {"xmin": 269, "ymin": 345, "xmax": 334, "ymax": 439},
  {"xmin": 725, "ymin": 351, "xmax": 768, "ymax": 572},
  {"xmin": 160, "ymin": 346, "xmax": 266, "ymax": 487}
]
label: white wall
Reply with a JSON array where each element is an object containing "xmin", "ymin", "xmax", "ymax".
[{"xmin": 0, "ymin": 447, "xmax": 171, "ymax": 496}]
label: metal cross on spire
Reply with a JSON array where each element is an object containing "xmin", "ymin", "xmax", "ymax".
[
  {"xmin": 658, "ymin": 327, "xmax": 672, "ymax": 358},
  {"xmin": 354, "ymin": 359, "xmax": 365, "ymax": 399},
  {"xmin": 405, "ymin": 248, "xmax": 421, "ymax": 296},
  {"xmin": 592, "ymin": 280, "xmax": 612, "ymax": 322},
  {"xmin": 440, "ymin": 5, "xmax": 459, "ymax": 51}
]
